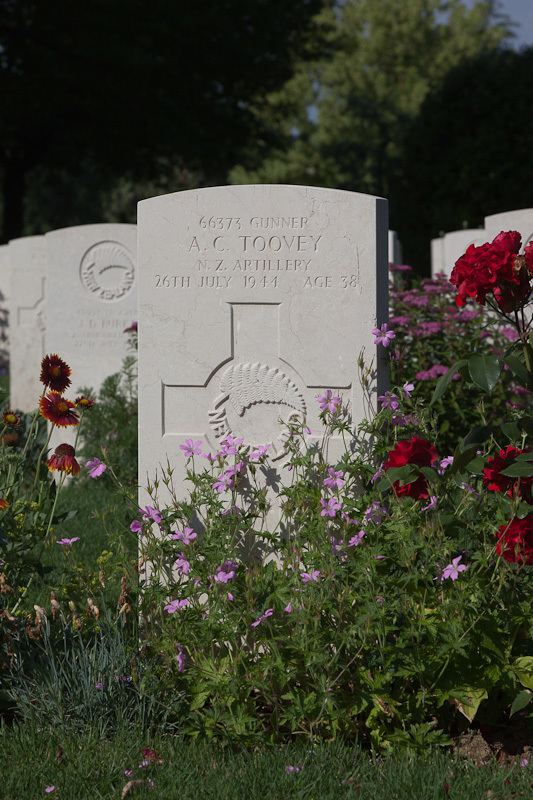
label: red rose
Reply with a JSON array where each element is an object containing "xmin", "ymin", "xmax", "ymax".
[
  {"xmin": 450, "ymin": 230, "xmax": 531, "ymax": 312},
  {"xmin": 482, "ymin": 446, "xmax": 533, "ymax": 503},
  {"xmin": 495, "ymin": 515, "xmax": 533, "ymax": 565},
  {"xmin": 383, "ymin": 436, "xmax": 439, "ymax": 499}
]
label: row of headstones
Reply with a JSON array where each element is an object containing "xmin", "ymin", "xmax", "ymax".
[
  {"xmin": 0, "ymin": 187, "xmax": 531, "ymax": 506},
  {"xmin": 431, "ymin": 209, "xmax": 533, "ymax": 278}
]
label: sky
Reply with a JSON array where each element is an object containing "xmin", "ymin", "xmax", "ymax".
[{"xmin": 494, "ymin": 0, "xmax": 533, "ymax": 46}]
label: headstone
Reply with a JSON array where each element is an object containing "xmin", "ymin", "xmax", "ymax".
[
  {"xmin": 8, "ymin": 236, "xmax": 47, "ymax": 412},
  {"xmin": 0, "ymin": 245, "xmax": 12, "ymax": 377},
  {"xmin": 485, "ymin": 208, "xmax": 533, "ymax": 249},
  {"xmin": 45, "ymin": 224, "xmax": 137, "ymax": 450},
  {"xmin": 138, "ymin": 184, "xmax": 388, "ymax": 510},
  {"xmin": 430, "ymin": 237, "xmax": 444, "ymax": 277},
  {"xmin": 388, "ymin": 230, "xmax": 402, "ymax": 264},
  {"xmin": 440, "ymin": 229, "xmax": 486, "ymax": 278}
]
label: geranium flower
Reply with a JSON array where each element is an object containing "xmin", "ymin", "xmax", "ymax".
[
  {"xmin": 39, "ymin": 393, "xmax": 79, "ymax": 427},
  {"xmin": 169, "ymin": 526, "xmax": 197, "ymax": 545},
  {"xmin": 323, "ymin": 467, "xmax": 345, "ymax": 490},
  {"xmin": 251, "ymin": 608, "xmax": 274, "ymax": 628},
  {"xmin": 75, "ymin": 395, "xmax": 95, "ymax": 409},
  {"xmin": 300, "ymin": 569, "xmax": 320, "ymax": 583},
  {"xmin": 284, "ymin": 603, "xmax": 293, "ymax": 614},
  {"xmin": 450, "ymin": 230, "xmax": 532, "ymax": 311},
  {"xmin": 384, "ymin": 437, "xmax": 439, "ymax": 500},
  {"xmin": 179, "ymin": 439, "xmax": 203, "ymax": 458},
  {"xmin": 438, "ymin": 456, "xmax": 454, "ymax": 475},
  {"xmin": 372, "ymin": 323, "xmax": 395, "ymax": 347},
  {"xmin": 47, "ymin": 444, "xmax": 80, "ymax": 475},
  {"xmin": 495, "ymin": 516, "xmax": 533, "ymax": 565},
  {"xmin": 320, "ymin": 497, "xmax": 343, "ymax": 517},
  {"xmin": 219, "ymin": 434, "xmax": 244, "ymax": 456},
  {"xmin": 316, "ymin": 389, "xmax": 341, "ymax": 414},
  {"xmin": 378, "ymin": 392, "xmax": 399, "ymax": 411},
  {"xmin": 348, "ymin": 530, "xmax": 366, "ymax": 547},
  {"xmin": 164, "ymin": 598, "xmax": 191, "ymax": 614},
  {"xmin": 483, "ymin": 446, "xmax": 532, "ymax": 503},
  {"xmin": 402, "ymin": 382, "xmax": 415, "ymax": 397},
  {"xmin": 421, "ymin": 495, "xmax": 438, "ymax": 512},
  {"xmin": 2, "ymin": 410, "xmax": 20, "ymax": 427},
  {"xmin": 85, "ymin": 457, "xmax": 106, "ymax": 478},
  {"xmin": 214, "ymin": 560, "xmax": 238, "ymax": 584},
  {"xmin": 250, "ymin": 444, "xmax": 270, "ymax": 461},
  {"xmin": 130, "ymin": 519, "xmax": 142, "ymax": 533},
  {"xmin": 140, "ymin": 505, "xmax": 162, "ymax": 524},
  {"xmin": 439, "ymin": 555, "xmax": 468, "ymax": 581},
  {"xmin": 56, "ymin": 537, "xmax": 80, "ymax": 546},
  {"xmin": 363, "ymin": 501, "xmax": 387, "ymax": 525},
  {"xmin": 176, "ymin": 643, "xmax": 186, "ymax": 672},
  {"xmin": 173, "ymin": 554, "xmax": 190, "ymax": 575},
  {"xmin": 40, "ymin": 354, "xmax": 71, "ymax": 393}
]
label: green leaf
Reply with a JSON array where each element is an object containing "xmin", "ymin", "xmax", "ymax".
[
  {"xmin": 505, "ymin": 354, "xmax": 530, "ymax": 386},
  {"xmin": 501, "ymin": 463, "xmax": 533, "ymax": 478},
  {"xmin": 450, "ymin": 445, "xmax": 479, "ymax": 475},
  {"xmin": 468, "ymin": 354, "xmax": 501, "ymax": 392},
  {"xmin": 513, "ymin": 657, "xmax": 533, "ymax": 690},
  {"xmin": 516, "ymin": 451, "xmax": 533, "ymax": 462},
  {"xmin": 501, "ymin": 421, "xmax": 523, "ymax": 442},
  {"xmin": 462, "ymin": 425, "xmax": 492, "ymax": 447},
  {"xmin": 466, "ymin": 456, "xmax": 485, "ymax": 475},
  {"xmin": 419, "ymin": 467, "xmax": 438, "ymax": 484},
  {"xmin": 449, "ymin": 687, "xmax": 488, "ymax": 723},
  {"xmin": 190, "ymin": 690, "xmax": 210, "ymax": 711},
  {"xmin": 430, "ymin": 360, "xmax": 467, "ymax": 405},
  {"xmin": 510, "ymin": 689, "xmax": 532, "ymax": 717},
  {"xmin": 376, "ymin": 466, "xmax": 416, "ymax": 492}
]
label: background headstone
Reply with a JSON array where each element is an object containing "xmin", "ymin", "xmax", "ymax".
[
  {"xmin": 45, "ymin": 224, "xmax": 137, "ymax": 450},
  {"xmin": 138, "ymin": 184, "xmax": 388, "ymax": 509},
  {"xmin": 440, "ymin": 229, "xmax": 486, "ymax": 278},
  {"xmin": 0, "ymin": 245, "xmax": 12, "ymax": 378},
  {"xmin": 485, "ymin": 208, "xmax": 533, "ymax": 250},
  {"xmin": 8, "ymin": 236, "xmax": 47, "ymax": 412},
  {"xmin": 430, "ymin": 237, "xmax": 444, "ymax": 276},
  {"xmin": 388, "ymin": 230, "xmax": 402, "ymax": 264}
]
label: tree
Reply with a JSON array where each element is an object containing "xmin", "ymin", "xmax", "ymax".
[
  {"xmin": 0, "ymin": 0, "xmax": 322, "ymax": 240},
  {"xmin": 231, "ymin": 0, "xmax": 511, "ymax": 265}
]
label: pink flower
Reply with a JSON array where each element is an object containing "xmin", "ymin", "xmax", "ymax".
[
  {"xmin": 439, "ymin": 555, "xmax": 468, "ymax": 582},
  {"xmin": 227, "ymin": 592, "xmax": 234, "ymax": 601},
  {"xmin": 300, "ymin": 569, "xmax": 320, "ymax": 583},
  {"xmin": 85, "ymin": 457, "xmax": 107, "ymax": 478},
  {"xmin": 348, "ymin": 530, "xmax": 366, "ymax": 547},
  {"xmin": 372, "ymin": 323, "xmax": 395, "ymax": 347},
  {"xmin": 320, "ymin": 497, "xmax": 343, "ymax": 517},
  {"xmin": 438, "ymin": 456, "xmax": 454, "ymax": 475},
  {"xmin": 176, "ymin": 643, "xmax": 186, "ymax": 672},
  {"xmin": 421, "ymin": 495, "xmax": 438, "ymax": 512},
  {"xmin": 284, "ymin": 603, "xmax": 293, "ymax": 614},
  {"xmin": 251, "ymin": 608, "xmax": 274, "ymax": 628},
  {"xmin": 250, "ymin": 444, "xmax": 270, "ymax": 461},
  {"xmin": 219, "ymin": 434, "xmax": 244, "ymax": 456},
  {"xmin": 316, "ymin": 389, "xmax": 341, "ymax": 414},
  {"xmin": 56, "ymin": 537, "xmax": 80, "ymax": 546},
  {"xmin": 285, "ymin": 765, "xmax": 302, "ymax": 774},
  {"xmin": 323, "ymin": 467, "xmax": 345, "ymax": 491},
  {"xmin": 44, "ymin": 787, "xmax": 57, "ymax": 795},
  {"xmin": 371, "ymin": 465, "xmax": 384, "ymax": 483},
  {"xmin": 169, "ymin": 526, "xmax": 197, "ymax": 545},
  {"xmin": 130, "ymin": 519, "xmax": 142, "ymax": 534},
  {"xmin": 164, "ymin": 598, "xmax": 191, "ymax": 614},
  {"xmin": 140, "ymin": 505, "xmax": 162, "ymax": 524},
  {"xmin": 214, "ymin": 560, "xmax": 238, "ymax": 584},
  {"xmin": 402, "ymin": 382, "xmax": 415, "ymax": 397},
  {"xmin": 179, "ymin": 439, "xmax": 203, "ymax": 458},
  {"xmin": 173, "ymin": 554, "xmax": 190, "ymax": 575},
  {"xmin": 363, "ymin": 501, "xmax": 387, "ymax": 526},
  {"xmin": 378, "ymin": 392, "xmax": 399, "ymax": 411}
]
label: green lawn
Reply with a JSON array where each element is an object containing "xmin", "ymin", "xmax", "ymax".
[{"xmin": 0, "ymin": 724, "xmax": 530, "ymax": 800}]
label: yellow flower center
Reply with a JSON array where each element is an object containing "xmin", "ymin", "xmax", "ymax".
[
  {"xmin": 5, "ymin": 414, "xmax": 16, "ymax": 424},
  {"xmin": 57, "ymin": 401, "xmax": 69, "ymax": 413}
]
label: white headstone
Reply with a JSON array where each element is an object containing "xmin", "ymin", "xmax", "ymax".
[
  {"xmin": 440, "ymin": 229, "xmax": 486, "ymax": 278},
  {"xmin": 0, "ymin": 245, "xmax": 12, "ymax": 379},
  {"xmin": 45, "ymin": 224, "xmax": 137, "ymax": 397},
  {"xmin": 8, "ymin": 236, "xmax": 47, "ymax": 412},
  {"xmin": 388, "ymin": 230, "xmax": 402, "ymax": 264},
  {"xmin": 485, "ymin": 208, "xmax": 533, "ymax": 250},
  {"xmin": 430, "ymin": 237, "xmax": 444, "ymax": 277},
  {"xmin": 138, "ymin": 184, "xmax": 388, "ymax": 509}
]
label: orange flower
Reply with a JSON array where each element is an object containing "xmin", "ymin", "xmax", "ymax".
[
  {"xmin": 0, "ymin": 499, "xmax": 9, "ymax": 509},
  {"xmin": 39, "ymin": 393, "xmax": 79, "ymax": 427},
  {"xmin": 47, "ymin": 444, "xmax": 80, "ymax": 476},
  {"xmin": 3, "ymin": 410, "xmax": 20, "ymax": 427},
  {"xmin": 40, "ymin": 354, "xmax": 72, "ymax": 393},
  {"xmin": 75, "ymin": 396, "xmax": 95, "ymax": 409}
]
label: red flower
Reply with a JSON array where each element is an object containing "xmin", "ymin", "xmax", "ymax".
[
  {"xmin": 482, "ymin": 446, "xmax": 532, "ymax": 503},
  {"xmin": 450, "ymin": 230, "xmax": 532, "ymax": 312},
  {"xmin": 75, "ymin": 395, "xmax": 95, "ymax": 410},
  {"xmin": 0, "ymin": 499, "xmax": 9, "ymax": 510},
  {"xmin": 39, "ymin": 393, "xmax": 79, "ymax": 427},
  {"xmin": 383, "ymin": 436, "xmax": 439, "ymax": 499},
  {"xmin": 47, "ymin": 444, "xmax": 80, "ymax": 476},
  {"xmin": 495, "ymin": 515, "xmax": 533, "ymax": 565},
  {"xmin": 40, "ymin": 354, "xmax": 72, "ymax": 393}
]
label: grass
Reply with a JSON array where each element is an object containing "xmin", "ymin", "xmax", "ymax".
[{"xmin": 0, "ymin": 724, "xmax": 530, "ymax": 800}]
